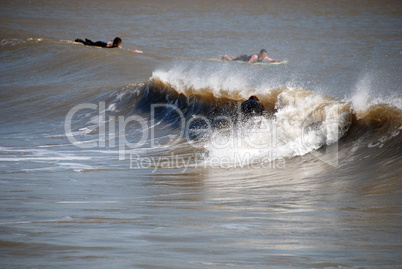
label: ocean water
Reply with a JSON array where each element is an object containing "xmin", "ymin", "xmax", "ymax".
[{"xmin": 1, "ymin": 0, "xmax": 401, "ymax": 268}]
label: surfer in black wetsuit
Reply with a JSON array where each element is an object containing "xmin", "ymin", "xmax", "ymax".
[
  {"xmin": 221, "ymin": 49, "xmax": 283, "ymax": 64},
  {"xmin": 241, "ymin": 96, "xmax": 265, "ymax": 117},
  {"xmin": 75, "ymin": 37, "xmax": 121, "ymax": 48}
]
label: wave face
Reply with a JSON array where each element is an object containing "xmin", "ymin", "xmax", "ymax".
[{"xmin": 76, "ymin": 64, "xmax": 401, "ymax": 169}]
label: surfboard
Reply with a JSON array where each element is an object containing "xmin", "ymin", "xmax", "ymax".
[
  {"xmin": 208, "ymin": 58, "xmax": 286, "ymax": 65},
  {"xmin": 252, "ymin": 61, "xmax": 285, "ymax": 65},
  {"xmin": 126, "ymin": 49, "xmax": 143, "ymax": 54}
]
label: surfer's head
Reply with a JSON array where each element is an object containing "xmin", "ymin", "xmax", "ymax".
[
  {"xmin": 249, "ymin": 95, "xmax": 259, "ymax": 101},
  {"xmin": 259, "ymin": 49, "xmax": 267, "ymax": 57},
  {"xmin": 113, "ymin": 37, "xmax": 122, "ymax": 47}
]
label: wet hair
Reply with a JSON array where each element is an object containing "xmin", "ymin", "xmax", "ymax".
[
  {"xmin": 259, "ymin": 49, "xmax": 267, "ymax": 54},
  {"xmin": 249, "ymin": 95, "xmax": 259, "ymax": 101},
  {"xmin": 113, "ymin": 37, "xmax": 121, "ymax": 46}
]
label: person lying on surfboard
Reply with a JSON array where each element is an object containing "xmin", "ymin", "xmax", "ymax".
[
  {"xmin": 241, "ymin": 95, "xmax": 265, "ymax": 117},
  {"xmin": 221, "ymin": 49, "xmax": 283, "ymax": 64},
  {"xmin": 75, "ymin": 37, "xmax": 122, "ymax": 48}
]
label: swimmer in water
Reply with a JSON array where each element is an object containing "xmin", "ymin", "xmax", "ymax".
[
  {"xmin": 221, "ymin": 49, "xmax": 283, "ymax": 64},
  {"xmin": 74, "ymin": 37, "xmax": 121, "ymax": 48},
  {"xmin": 241, "ymin": 95, "xmax": 265, "ymax": 117}
]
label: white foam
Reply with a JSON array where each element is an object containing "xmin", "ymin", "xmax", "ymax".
[
  {"xmin": 152, "ymin": 61, "xmax": 276, "ymax": 98},
  {"xmin": 0, "ymin": 156, "xmax": 91, "ymax": 162},
  {"xmin": 204, "ymin": 88, "xmax": 352, "ymax": 167},
  {"xmin": 0, "ymin": 147, "xmax": 92, "ymax": 162},
  {"xmin": 152, "ymin": 64, "xmax": 354, "ymax": 167},
  {"xmin": 350, "ymin": 72, "xmax": 402, "ymax": 112},
  {"xmin": 56, "ymin": 201, "xmax": 118, "ymax": 204}
]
